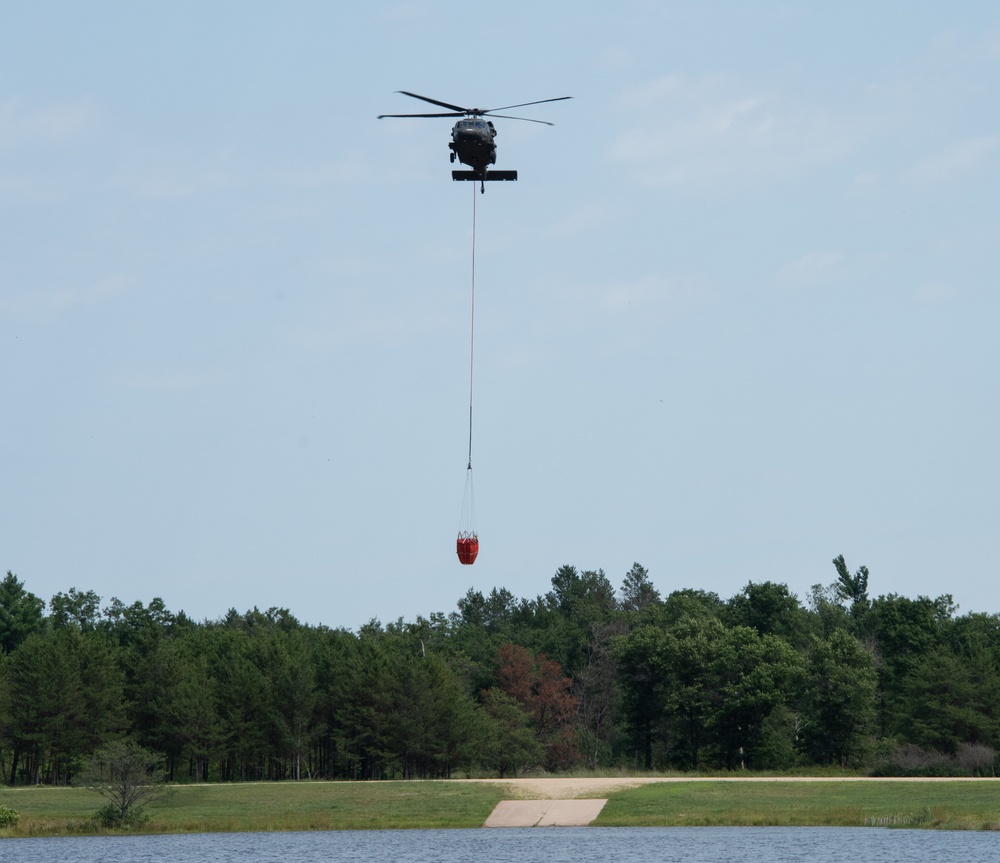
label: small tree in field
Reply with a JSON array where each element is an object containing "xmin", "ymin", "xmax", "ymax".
[{"xmin": 80, "ymin": 740, "xmax": 168, "ymax": 828}]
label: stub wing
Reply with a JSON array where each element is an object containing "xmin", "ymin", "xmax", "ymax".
[{"xmin": 452, "ymin": 170, "xmax": 518, "ymax": 182}]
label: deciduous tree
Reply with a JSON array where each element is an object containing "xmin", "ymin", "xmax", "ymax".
[
  {"xmin": 800, "ymin": 630, "xmax": 877, "ymax": 765},
  {"xmin": 79, "ymin": 740, "xmax": 168, "ymax": 827},
  {"xmin": 496, "ymin": 643, "xmax": 579, "ymax": 770}
]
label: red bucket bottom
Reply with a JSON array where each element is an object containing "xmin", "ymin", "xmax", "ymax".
[{"xmin": 457, "ymin": 534, "xmax": 479, "ymax": 565}]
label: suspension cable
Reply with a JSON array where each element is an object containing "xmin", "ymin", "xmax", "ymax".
[
  {"xmin": 456, "ymin": 182, "xmax": 479, "ymax": 560},
  {"xmin": 467, "ymin": 182, "xmax": 476, "ymax": 470}
]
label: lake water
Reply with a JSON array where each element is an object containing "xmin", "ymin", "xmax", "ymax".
[{"xmin": 2, "ymin": 827, "xmax": 998, "ymax": 863}]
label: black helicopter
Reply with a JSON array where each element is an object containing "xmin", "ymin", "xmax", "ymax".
[{"xmin": 378, "ymin": 91, "xmax": 571, "ymax": 192}]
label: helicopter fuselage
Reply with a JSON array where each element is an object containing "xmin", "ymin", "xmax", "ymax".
[
  {"xmin": 378, "ymin": 91, "xmax": 570, "ymax": 190},
  {"xmin": 449, "ymin": 118, "xmax": 497, "ymax": 178}
]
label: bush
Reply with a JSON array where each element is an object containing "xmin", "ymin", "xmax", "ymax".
[
  {"xmin": 92, "ymin": 803, "xmax": 149, "ymax": 830},
  {"xmin": 0, "ymin": 806, "xmax": 19, "ymax": 828},
  {"xmin": 955, "ymin": 742, "xmax": 997, "ymax": 777},
  {"xmin": 869, "ymin": 742, "xmax": 997, "ymax": 777},
  {"xmin": 870, "ymin": 743, "xmax": 954, "ymax": 776}
]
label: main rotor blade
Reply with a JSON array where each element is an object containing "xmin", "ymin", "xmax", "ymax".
[
  {"xmin": 378, "ymin": 112, "xmax": 464, "ymax": 119},
  {"xmin": 484, "ymin": 114, "xmax": 556, "ymax": 126},
  {"xmin": 485, "ymin": 96, "xmax": 572, "ymax": 113},
  {"xmin": 396, "ymin": 91, "xmax": 469, "ymax": 113}
]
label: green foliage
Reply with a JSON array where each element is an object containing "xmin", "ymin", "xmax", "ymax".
[
  {"xmin": 707, "ymin": 625, "xmax": 804, "ymax": 769},
  {"xmin": 614, "ymin": 615, "xmax": 805, "ymax": 770},
  {"xmin": 754, "ymin": 706, "xmax": 803, "ymax": 769},
  {"xmin": 477, "ymin": 687, "xmax": 544, "ymax": 776},
  {"xmin": 612, "ymin": 624, "xmax": 669, "ymax": 769},
  {"xmin": 806, "ymin": 583, "xmax": 849, "ymax": 638},
  {"xmin": 79, "ymin": 739, "xmax": 167, "ymax": 826},
  {"xmin": 619, "ymin": 563, "xmax": 661, "ymax": 613},
  {"xmin": 0, "ymin": 571, "xmax": 45, "ymax": 654},
  {"xmin": 660, "ymin": 589, "xmax": 724, "ymax": 625},
  {"xmin": 3, "ymin": 627, "xmax": 123, "ymax": 784},
  {"xmin": 726, "ymin": 581, "xmax": 813, "ymax": 647},
  {"xmin": 531, "ymin": 565, "xmax": 617, "ymax": 673},
  {"xmin": 92, "ymin": 802, "xmax": 149, "ymax": 829},
  {"xmin": 575, "ymin": 617, "xmax": 627, "ymax": 768},
  {"xmin": 495, "ymin": 643, "xmax": 579, "ymax": 770},
  {"xmin": 898, "ymin": 648, "xmax": 998, "ymax": 753},
  {"xmin": 832, "ymin": 554, "xmax": 869, "ymax": 608},
  {"xmin": 49, "ymin": 588, "xmax": 102, "ymax": 631},
  {"xmin": 2, "ymin": 559, "xmax": 1000, "ymax": 785},
  {"xmin": 799, "ymin": 630, "xmax": 878, "ymax": 765},
  {"xmin": 0, "ymin": 805, "xmax": 19, "ymax": 827}
]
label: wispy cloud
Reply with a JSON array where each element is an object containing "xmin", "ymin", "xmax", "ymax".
[
  {"xmin": 126, "ymin": 158, "xmax": 248, "ymax": 200},
  {"xmin": 545, "ymin": 203, "xmax": 609, "ymax": 237},
  {"xmin": 284, "ymin": 304, "xmax": 457, "ymax": 354},
  {"xmin": 777, "ymin": 252, "xmax": 843, "ymax": 288},
  {"xmin": 0, "ymin": 173, "xmax": 57, "ymax": 201},
  {"xmin": 602, "ymin": 273, "xmax": 712, "ymax": 315},
  {"xmin": 120, "ymin": 371, "xmax": 225, "ymax": 391},
  {"xmin": 283, "ymin": 157, "xmax": 372, "ymax": 188},
  {"xmin": 1, "ymin": 273, "xmax": 133, "ymax": 316},
  {"xmin": 534, "ymin": 272, "xmax": 716, "ymax": 357},
  {"xmin": 610, "ymin": 75, "xmax": 858, "ymax": 189},
  {"xmin": 848, "ymin": 172, "xmax": 880, "ymax": 194},
  {"xmin": 915, "ymin": 281, "xmax": 955, "ymax": 302},
  {"xmin": 132, "ymin": 174, "xmax": 199, "ymax": 200},
  {"xmin": 0, "ymin": 97, "xmax": 96, "ymax": 150},
  {"xmin": 378, "ymin": 1, "xmax": 430, "ymax": 23},
  {"xmin": 908, "ymin": 137, "xmax": 999, "ymax": 184}
]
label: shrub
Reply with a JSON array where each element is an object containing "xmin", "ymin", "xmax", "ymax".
[
  {"xmin": 92, "ymin": 803, "xmax": 149, "ymax": 830},
  {"xmin": 955, "ymin": 742, "xmax": 997, "ymax": 777},
  {"xmin": 870, "ymin": 743, "xmax": 953, "ymax": 776},
  {"xmin": 0, "ymin": 806, "xmax": 19, "ymax": 828},
  {"xmin": 869, "ymin": 742, "xmax": 997, "ymax": 777}
]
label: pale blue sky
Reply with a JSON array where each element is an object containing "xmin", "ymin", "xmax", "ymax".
[{"xmin": 3, "ymin": 2, "xmax": 998, "ymax": 627}]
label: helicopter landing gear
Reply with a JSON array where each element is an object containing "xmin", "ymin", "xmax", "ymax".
[
  {"xmin": 450, "ymin": 151, "xmax": 456, "ymax": 163},
  {"xmin": 480, "ymin": 181, "xmax": 485, "ymax": 194}
]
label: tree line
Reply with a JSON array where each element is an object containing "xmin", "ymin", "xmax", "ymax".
[{"xmin": 2, "ymin": 555, "xmax": 999, "ymax": 785}]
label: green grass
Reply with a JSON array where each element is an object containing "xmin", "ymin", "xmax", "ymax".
[
  {"xmin": 2, "ymin": 778, "xmax": 1000, "ymax": 836},
  {"xmin": 597, "ymin": 780, "xmax": 1000, "ymax": 831},
  {"xmin": 0, "ymin": 781, "xmax": 510, "ymax": 836}
]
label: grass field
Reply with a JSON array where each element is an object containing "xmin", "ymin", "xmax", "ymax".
[
  {"xmin": 0, "ymin": 781, "xmax": 509, "ymax": 836},
  {"xmin": 596, "ymin": 780, "xmax": 1000, "ymax": 831},
  {"xmin": 1, "ymin": 778, "xmax": 999, "ymax": 836}
]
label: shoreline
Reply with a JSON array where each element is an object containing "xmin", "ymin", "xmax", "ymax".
[{"xmin": 3, "ymin": 777, "xmax": 999, "ymax": 836}]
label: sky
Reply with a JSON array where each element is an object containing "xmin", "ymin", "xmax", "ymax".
[{"xmin": 2, "ymin": 2, "xmax": 999, "ymax": 629}]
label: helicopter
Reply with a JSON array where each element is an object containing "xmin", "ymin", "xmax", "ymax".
[{"xmin": 378, "ymin": 91, "xmax": 571, "ymax": 192}]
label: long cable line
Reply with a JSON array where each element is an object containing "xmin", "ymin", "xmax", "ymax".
[
  {"xmin": 456, "ymin": 183, "xmax": 479, "ymax": 564},
  {"xmin": 468, "ymin": 182, "xmax": 476, "ymax": 470}
]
